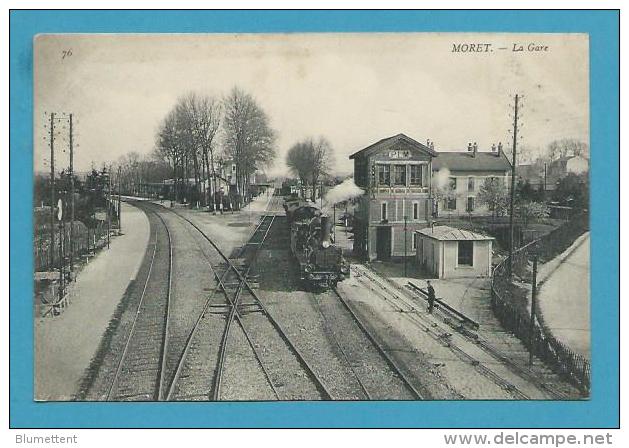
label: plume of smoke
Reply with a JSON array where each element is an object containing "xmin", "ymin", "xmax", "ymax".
[
  {"xmin": 433, "ymin": 167, "xmax": 451, "ymax": 189},
  {"xmin": 322, "ymin": 178, "xmax": 364, "ymax": 212}
]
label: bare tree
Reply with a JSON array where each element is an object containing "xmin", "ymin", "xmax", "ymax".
[
  {"xmin": 114, "ymin": 151, "xmax": 170, "ymax": 197},
  {"xmin": 154, "ymin": 93, "xmax": 222, "ymax": 206},
  {"xmin": 286, "ymin": 141, "xmax": 312, "ymax": 199},
  {"xmin": 546, "ymin": 139, "xmax": 589, "ymax": 161},
  {"xmin": 515, "ymin": 144, "xmax": 537, "ymax": 166},
  {"xmin": 310, "ymin": 137, "xmax": 334, "ymax": 201},
  {"xmin": 223, "ymin": 87, "xmax": 276, "ymax": 207},
  {"xmin": 178, "ymin": 93, "xmax": 220, "ymax": 206},
  {"xmin": 286, "ymin": 137, "xmax": 334, "ymax": 201},
  {"xmin": 155, "ymin": 109, "xmax": 183, "ymax": 201}
]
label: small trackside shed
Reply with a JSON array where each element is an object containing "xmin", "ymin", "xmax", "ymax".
[{"xmin": 415, "ymin": 225, "xmax": 494, "ymax": 279}]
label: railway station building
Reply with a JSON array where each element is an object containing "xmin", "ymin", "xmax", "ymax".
[
  {"xmin": 350, "ymin": 133, "xmax": 437, "ymax": 261},
  {"xmin": 350, "ymin": 134, "xmax": 511, "ymax": 261}
]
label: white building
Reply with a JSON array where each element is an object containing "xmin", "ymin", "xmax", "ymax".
[
  {"xmin": 432, "ymin": 143, "xmax": 512, "ymax": 217},
  {"xmin": 415, "ymin": 225, "xmax": 494, "ymax": 279}
]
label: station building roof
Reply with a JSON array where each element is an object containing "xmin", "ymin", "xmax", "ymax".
[
  {"xmin": 416, "ymin": 225, "xmax": 494, "ymax": 241},
  {"xmin": 349, "ymin": 133, "xmax": 438, "ymax": 159},
  {"xmin": 432, "ymin": 150, "xmax": 512, "ymax": 172}
]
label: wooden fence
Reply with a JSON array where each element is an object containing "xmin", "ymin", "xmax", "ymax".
[
  {"xmin": 34, "ymin": 220, "xmax": 113, "ymax": 272},
  {"xmin": 490, "ymin": 212, "xmax": 591, "ymax": 394}
]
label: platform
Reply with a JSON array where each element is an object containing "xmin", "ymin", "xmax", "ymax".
[{"xmin": 34, "ymin": 202, "xmax": 151, "ymax": 401}]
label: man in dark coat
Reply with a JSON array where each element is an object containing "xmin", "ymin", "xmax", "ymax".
[{"xmin": 426, "ymin": 280, "xmax": 436, "ymax": 314}]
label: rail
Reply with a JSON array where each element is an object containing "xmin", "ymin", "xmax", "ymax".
[
  {"xmin": 331, "ymin": 286, "xmax": 425, "ymax": 400},
  {"xmin": 106, "ymin": 204, "xmax": 173, "ymax": 401},
  {"xmin": 349, "ymin": 265, "xmax": 534, "ymax": 399},
  {"xmin": 162, "ymin": 208, "xmax": 332, "ymax": 400},
  {"xmin": 406, "ymin": 281, "xmax": 480, "ymax": 329}
]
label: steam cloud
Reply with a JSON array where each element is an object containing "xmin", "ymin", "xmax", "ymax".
[
  {"xmin": 433, "ymin": 167, "xmax": 451, "ymax": 189},
  {"xmin": 322, "ymin": 178, "xmax": 364, "ymax": 211}
]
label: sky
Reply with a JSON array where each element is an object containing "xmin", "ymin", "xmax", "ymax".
[{"xmin": 34, "ymin": 33, "xmax": 589, "ymax": 176}]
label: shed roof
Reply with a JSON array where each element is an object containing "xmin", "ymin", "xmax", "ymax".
[
  {"xmin": 416, "ymin": 225, "xmax": 494, "ymax": 241},
  {"xmin": 432, "ymin": 150, "xmax": 511, "ymax": 172},
  {"xmin": 349, "ymin": 133, "xmax": 437, "ymax": 159}
]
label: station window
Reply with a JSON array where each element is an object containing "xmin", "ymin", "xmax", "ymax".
[
  {"xmin": 412, "ymin": 232, "xmax": 418, "ymax": 250},
  {"xmin": 410, "ymin": 165, "xmax": 423, "ymax": 186},
  {"xmin": 468, "ymin": 177, "xmax": 475, "ymax": 191},
  {"xmin": 447, "ymin": 197, "xmax": 457, "ymax": 211},
  {"xmin": 466, "ymin": 196, "xmax": 475, "ymax": 212},
  {"xmin": 413, "ymin": 202, "xmax": 420, "ymax": 220},
  {"xmin": 458, "ymin": 240, "xmax": 474, "ymax": 266},
  {"xmin": 393, "ymin": 164, "xmax": 407, "ymax": 186},
  {"xmin": 381, "ymin": 202, "xmax": 388, "ymax": 221},
  {"xmin": 377, "ymin": 164, "xmax": 391, "ymax": 186}
]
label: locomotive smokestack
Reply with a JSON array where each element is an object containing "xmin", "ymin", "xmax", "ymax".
[{"xmin": 320, "ymin": 216, "xmax": 333, "ymax": 248}]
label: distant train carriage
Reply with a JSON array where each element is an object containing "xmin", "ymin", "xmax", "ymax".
[{"xmin": 284, "ymin": 199, "xmax": 350, "ymax": 289}]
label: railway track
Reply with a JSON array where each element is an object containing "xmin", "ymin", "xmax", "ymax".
[
  {"xmin": 377, "ymin": 268, "xmax": 574, "ymax": 399},
  {"xmin": 158, "ymin": 207, "xmax": 332, "ymax": 400},
  {"xmin": 350, "ymin": 265, "xmax": 569, "ymax": 400},
  {"xmin": 314, "ymin": 288, "xmax": 425, "ymax": 400},
  {"xmin": 105, "ymin": 203, "xmax": 173, "ymax": 401}
]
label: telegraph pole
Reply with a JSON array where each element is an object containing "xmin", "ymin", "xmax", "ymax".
[
  {"xmin": 59, "ymin": 193, "xmax": 65, "ymax": 300},
  {"xmin": 404, "ymin": 215, "xmax": 408, "ymax": 277},
  {"xmin": 69, "ymin": 114, "xmax": 75, "ymax": 275},
  {"xmin": 118, "ymin": 166, "xmax": 122, "ymax": 232},
  {"xmin": 529, "ymin": 255, "xmax": 538, "ymax": 366},
  {"xmin": 107, "ymin": 166, "xmax": 112, "ymax": 249},
  {"xmin": 508, "ymin": 94, "xmax": 519, "ymax": 276},
  {"xmin": 49, "ymin": 113, "xmax": 56, "ymax": 269}
]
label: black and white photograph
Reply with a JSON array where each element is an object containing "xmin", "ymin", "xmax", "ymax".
[{"xmin": 32, "ymin": 32, "xmax": 591, "ymax": 402}]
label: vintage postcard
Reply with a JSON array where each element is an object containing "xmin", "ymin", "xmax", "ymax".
[{"xmin": 32, "ymin": 32, "xmax": 591, "ymax": 404}]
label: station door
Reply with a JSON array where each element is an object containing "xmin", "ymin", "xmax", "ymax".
[{"xmin": 376, "ymin": 226, "xmax": 392, "ymax": 261}]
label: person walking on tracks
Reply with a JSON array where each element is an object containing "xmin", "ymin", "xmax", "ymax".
[{"xmin": 426, "ymin": 280, "xmax": 436, "ymax": 314}]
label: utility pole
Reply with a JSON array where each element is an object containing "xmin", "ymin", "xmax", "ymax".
[
  {"xmin": 529, "ymin": 255, "xmax": 538, "ymax": 366},
  {"xmin": 508, "ymin": 94, "xmax": 519, "ymax": 276},
  {"xmin": 404, "ymin": 215, "xmax": 408, "ymax": 277},
  {"xmin": 69, "ymin": 114, "xmax": 75, "ymax": 276},
  {"xmin": 107, "ymin": 166, "xmax": 112, "ymax": 249},
  {"xmin": 118, "ymin": 166, "xmax": 122, "ymax": 232},
  {"xmin": 49, "ymin": 113, "xmax": 56, "ymax": 269},
  {"xmin": 333, "ymin": 203, "xmax": 336, "ymax": 241},
  {"xmin": 59, "ymin": 194, "xmax": 65, "ymax": 301}
]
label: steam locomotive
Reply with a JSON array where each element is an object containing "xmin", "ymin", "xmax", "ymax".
[{"xmin": 284, "ymin": 198, "xmax": 350, "ymax": 290}]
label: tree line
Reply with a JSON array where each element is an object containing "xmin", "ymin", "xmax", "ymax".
[
  {"xmin": 116, "ymin": 87, "xmax": 277, "ymax": 209},
  {"xmin": 517, "ymin": 138, "xmax": 589, "ymax": 166}
]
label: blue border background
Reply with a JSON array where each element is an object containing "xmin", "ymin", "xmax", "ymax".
[{"xmin": 9, "ymin": 10, "xmax": 619, "ymax": 428}]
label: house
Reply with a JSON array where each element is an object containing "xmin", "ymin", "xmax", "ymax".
[
  {"xmin": 432, "ymin": 142, "xmax": 512, "ymax": 216},
  {"xmin": 517, "ymin": 163, "xmax": 547, "ymax": 191},
  {"xmin": 547, "ymin": 155, "xmax": 589, "ymax": 178},
  {"xmin": 517, "ymin": 155, "xmax": 588, "ymax": 193},
  {"xmin": 217, "ymin": 158, "xmax": 259, "ymax": 194},
  {"xmin": 350, "ymin": 133, "xmax": 437, "ymax": 261},
  {"xmin": 415, "ymin": 225, "xmax": 494, "ymax": 279}
]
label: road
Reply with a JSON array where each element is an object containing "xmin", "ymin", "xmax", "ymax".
[{"xmin": 538, "ymin": 233, "xmax": 590, "ymax": 359}]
